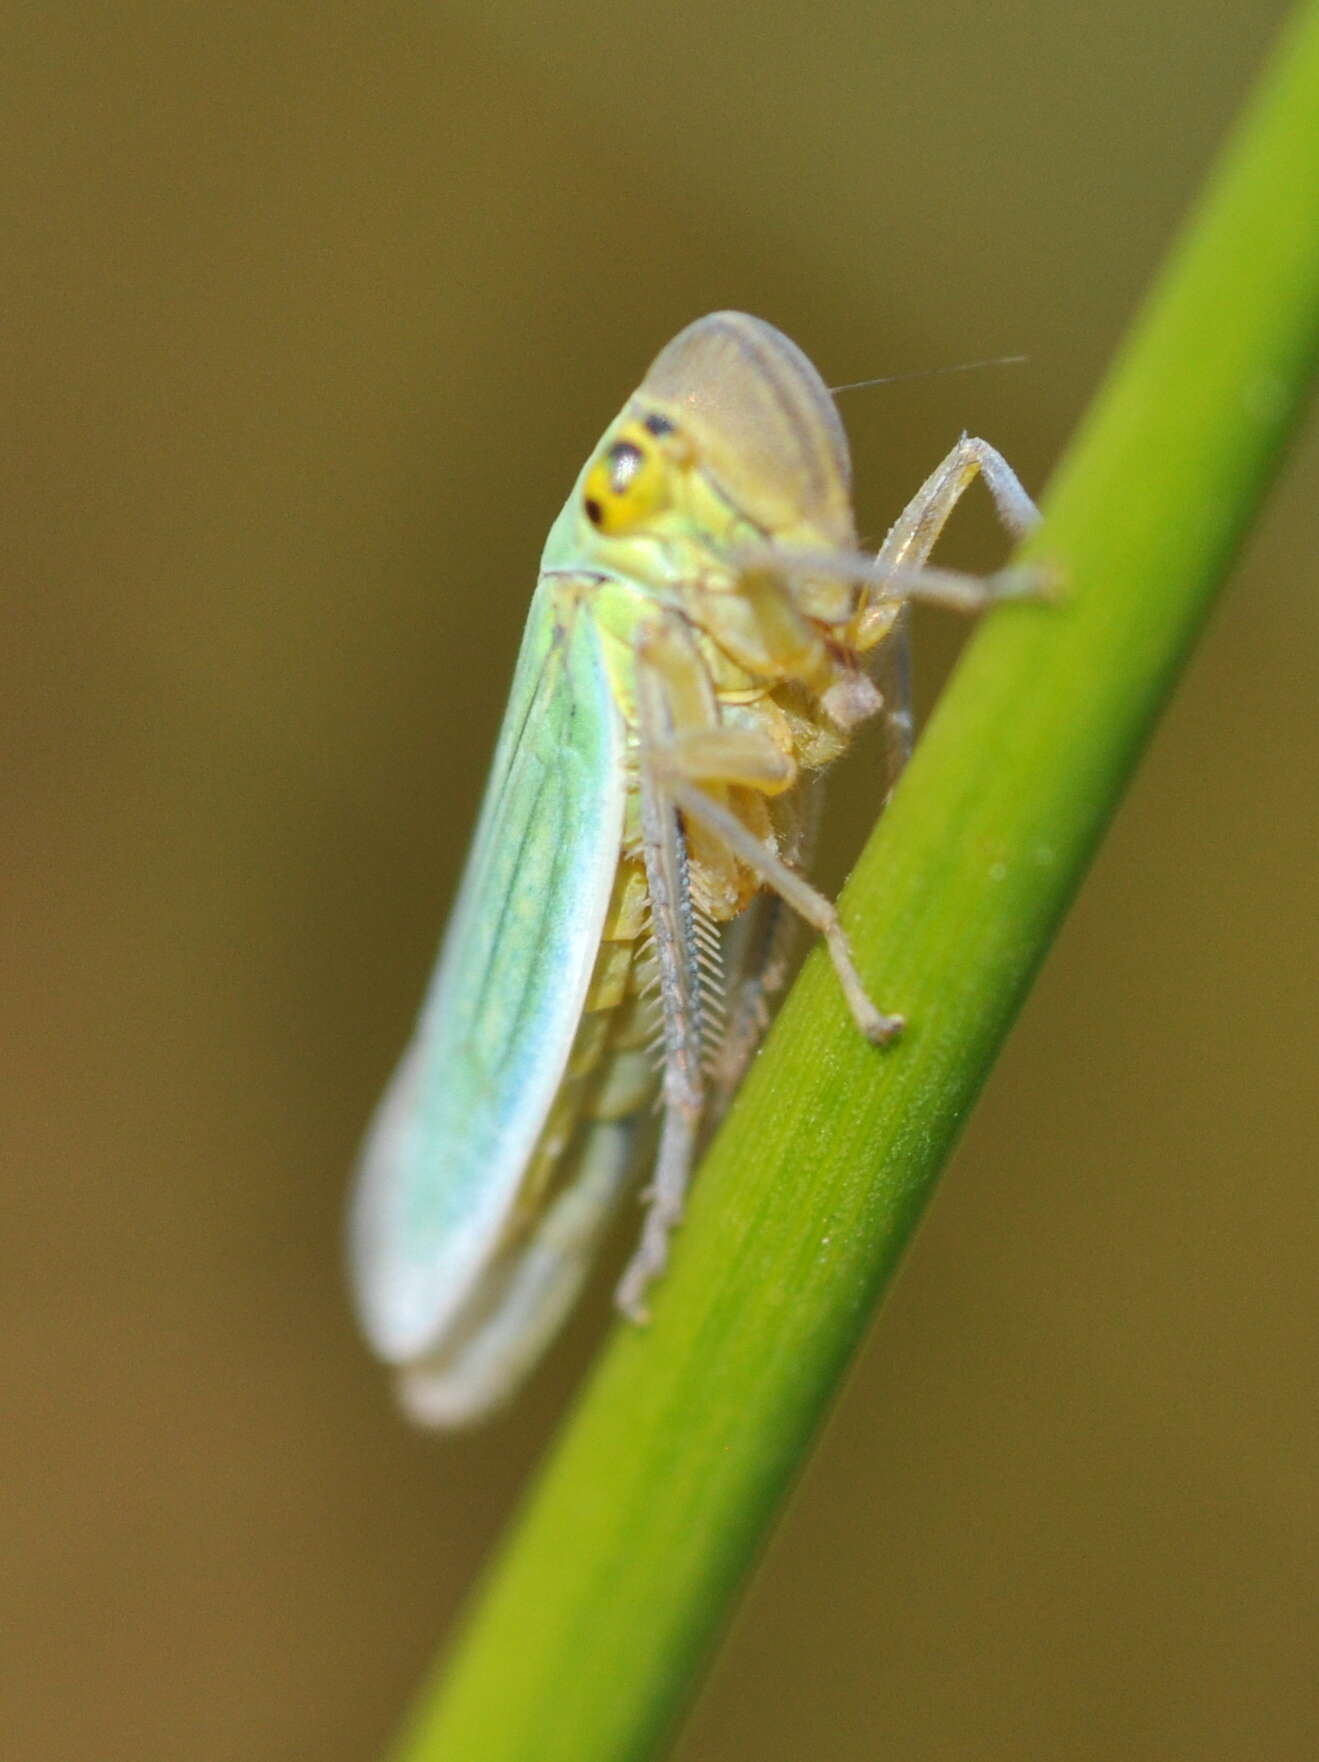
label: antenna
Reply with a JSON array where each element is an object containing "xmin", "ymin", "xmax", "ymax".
[{"xmin": 830, "ymin": 354, "xmax": 1028, "ymax": 396}]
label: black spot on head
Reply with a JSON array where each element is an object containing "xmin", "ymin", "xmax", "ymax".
[
  {"xmin": 584, "ymin": 496, "xmax": 604, "ymax": 526},
  {"xmin": 606, "ymin": 440, "xmax": 645, "ymax": 494},
  {"xmin": 643, "ymin": 411, "xmax": 674, "ymax": 436}
]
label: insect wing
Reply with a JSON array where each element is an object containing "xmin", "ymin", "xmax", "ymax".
[{"xmin": 350, "ymin": 576, "xmax": 625, "ymax": 1364}]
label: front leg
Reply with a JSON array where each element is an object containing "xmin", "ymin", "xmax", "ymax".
[
  {"xmin": 856, "ymin": 434, "xmax": 1042, "ymax": 650},
  {"xmin": 864, "ymin": 436, "xmax": 1038, "ymax": 786},
  {"xmin": 880, "ymin": 433, "xmax": 1040, "ymax": 572}
]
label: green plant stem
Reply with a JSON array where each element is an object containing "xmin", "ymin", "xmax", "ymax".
[{"xmin": 393, "ymin": 9, "xmax": 1319, "ymax": 1759}]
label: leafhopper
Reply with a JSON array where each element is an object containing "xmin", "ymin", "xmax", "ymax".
[{"xmin": 350, "ymin": 312, "xmax": 1038, "ymax": 1425}]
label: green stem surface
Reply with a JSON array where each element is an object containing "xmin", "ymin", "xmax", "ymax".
[{"xmin": 395, "ymin": 9, "xmax": 1319, "ymax": 1759}]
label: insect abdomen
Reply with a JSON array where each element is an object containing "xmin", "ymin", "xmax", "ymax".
[{"xmin": 511, "ymin": 853, "xmax": 658, "ymax": 1223}]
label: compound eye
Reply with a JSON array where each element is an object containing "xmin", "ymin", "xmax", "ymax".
[{"xmin": 582, "ymin": 431, "xmax": 670, "ymax": 534}]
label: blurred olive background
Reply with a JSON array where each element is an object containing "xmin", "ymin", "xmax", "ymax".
[{"xmin": 6, "ymin": 4, "xmax": 1317, "ymax": 1759}]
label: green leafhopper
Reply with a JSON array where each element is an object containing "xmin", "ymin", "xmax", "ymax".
[{"xmin": 350, "ymin": 312, "xmax": 1038, "ymax": 1425}]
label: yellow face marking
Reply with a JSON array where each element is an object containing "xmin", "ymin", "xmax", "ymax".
[{"xmin": 581, "ymin": 416, "xmax": 676, "ymax": 535}]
